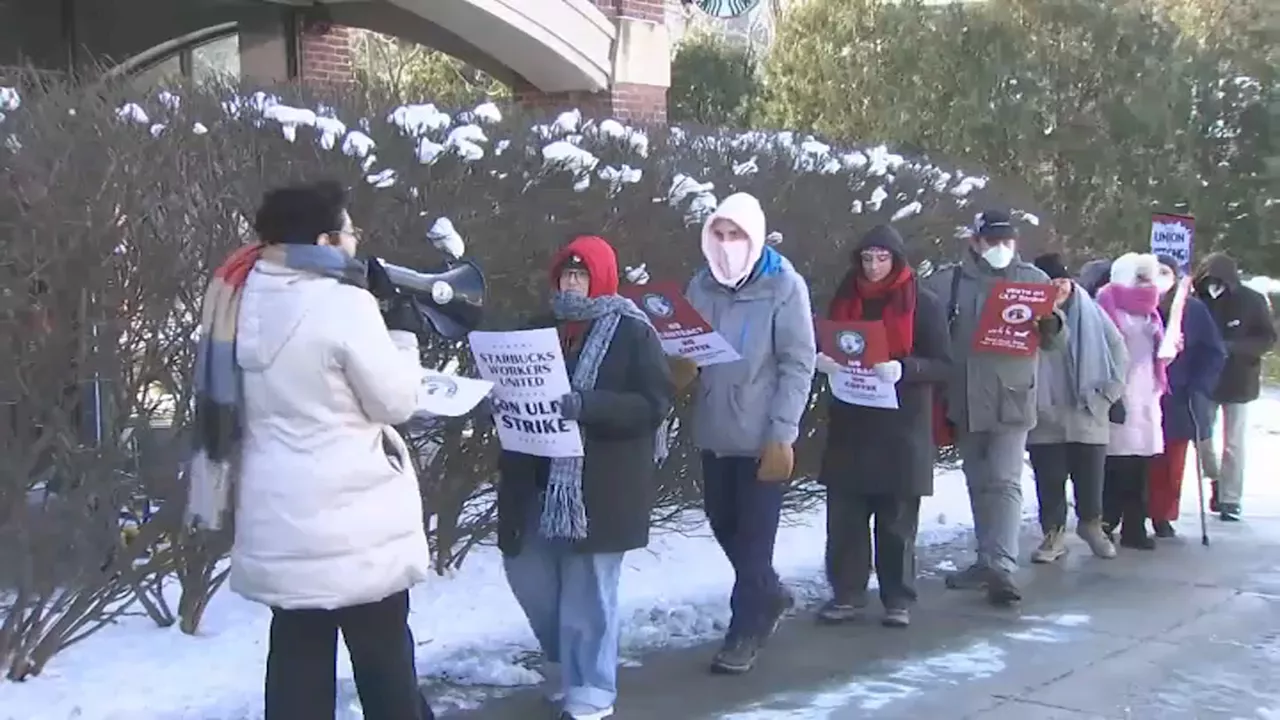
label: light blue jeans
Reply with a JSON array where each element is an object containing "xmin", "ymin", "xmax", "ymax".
[{"xmin": 503, "ymin": 508, "xmax": 625, "ymax": 713}]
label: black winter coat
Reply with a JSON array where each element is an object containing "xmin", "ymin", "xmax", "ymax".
[
  {"xmin": 1195, "ymin": 258, "xmax": 1277, "ymax": 404},
  {"xmin": 818, "ymin": 283, "xmax": 952, "ymax": 497},
  {"xmin": 497, "ymin": 314, "xmax": 674, "ymax": 557}
]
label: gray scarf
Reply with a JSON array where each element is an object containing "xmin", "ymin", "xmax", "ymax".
[
  {"xmin": 1061, "ymin": 287, "xmax": 1118, "ymax": 411},
  {"xmin": 541, "ymin": 291, "xmax": 653, "ymax": 540}
]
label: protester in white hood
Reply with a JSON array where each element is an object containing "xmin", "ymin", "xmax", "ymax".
[
  {"xmin": 685, "ymin": 192, "xmax": 818, "ymax": 675},
  {"xmin": 701, "ymin": 193, "xmax": 767, "ymax": 288}
]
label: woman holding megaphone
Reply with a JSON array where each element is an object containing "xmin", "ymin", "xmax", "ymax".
[{"xmin": 186, "ymin": 181, "xmax": 438, "ymax": 719}]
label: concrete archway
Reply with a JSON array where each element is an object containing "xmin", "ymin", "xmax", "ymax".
[{"xmin": 0, "ymin": 0, "xmax": 671, "ymax": 122}]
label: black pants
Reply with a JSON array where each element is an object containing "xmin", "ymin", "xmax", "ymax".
[
  {"xmin": 1102, "ymin": 455, "xmax": 1151, "ymax": 538},
  {"xmin": 265, "ymin": 590, "xmax": 433, "ymax": 720},
  {"xmin": 1028, "ymin": 443, "xmax": 1107, "ymax": 532},
  {"xmin": 701, "ymin": 452, "xmax": 786, "ymax": 641},
  {"xmin": 825, "ymin": 488, "xmax": 920, "ymax": 610}
]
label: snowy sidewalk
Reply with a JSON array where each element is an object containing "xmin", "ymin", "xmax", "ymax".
[{"xmin": 2, "ymin": 390, "xmax": 1277, "ymax": 720}]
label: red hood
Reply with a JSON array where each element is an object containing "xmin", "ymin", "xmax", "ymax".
[{"xmin": 550, "ymin": 235, "xmax": 619, "ymax": 298}]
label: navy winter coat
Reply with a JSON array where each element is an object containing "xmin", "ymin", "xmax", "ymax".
[{"xmin": 1160, "ymin": 295, "xmax": 1227, "ymax": 441}]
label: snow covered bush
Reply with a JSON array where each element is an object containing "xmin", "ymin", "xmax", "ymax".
[{"xmin": 0, "ymin": 74, "xmax": 1043, "ymax": 669}]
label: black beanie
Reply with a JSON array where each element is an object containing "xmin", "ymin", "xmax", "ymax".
[{"xmin": 1033, "ymin": 252, "xmax": 1071, "ymax": 280}]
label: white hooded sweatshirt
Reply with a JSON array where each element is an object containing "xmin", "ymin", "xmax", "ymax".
[{"xmin": 702, "ymin": 192, "xmax": 767, "ymax": 287}]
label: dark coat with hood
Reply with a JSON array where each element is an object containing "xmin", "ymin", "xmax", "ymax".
[
  {"xmin": 818, "ymin": 225, "xmax": 952, "ymax": 496},
  {"xmin": 1159, "ymin": 261, "xmax": 1227, "ymax": 442},
  {"xmin": 1194, "ymin": 253, "xmax": 1277, "ymax": 404},
  {"xmin": 496, "ymin": 236, "xmax": 674, "ymax": 557}
]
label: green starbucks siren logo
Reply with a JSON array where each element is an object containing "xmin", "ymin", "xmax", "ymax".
[{"xmin": 685, "ymin": 0, "xmax": 763, "ymax": 19}]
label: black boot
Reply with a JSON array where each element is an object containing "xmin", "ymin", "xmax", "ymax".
[{"xmin": 1152, "ymin": 520, "xmax": 1177, "ymax": 538}]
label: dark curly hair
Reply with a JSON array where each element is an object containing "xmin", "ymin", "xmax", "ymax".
[{"xmin": 252, "ymin": 180, "xmax": 348, "ymax": 245}]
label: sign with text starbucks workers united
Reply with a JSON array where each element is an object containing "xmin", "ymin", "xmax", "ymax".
[{"xmin": 468, "ymin": 328, "xmax": 585, "ymax": 458}]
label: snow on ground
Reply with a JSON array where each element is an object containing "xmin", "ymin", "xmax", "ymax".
[
  {"xmin": 4, "ymin": 391, "xmax": 1278, "ymax": 720},
  {"xmin": 0, "ymin": 466, "xmax": 1022, "ymax": 720}
]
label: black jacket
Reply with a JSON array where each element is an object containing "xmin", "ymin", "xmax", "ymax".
[
  {"xmin": 1194, "ymin": 254, "xmax": 1277, "ymax": 404},
  {"xmin": 497, "ymin": 314, "xmax": 674, "ymax": 556},
  {"xmin": 818, "ymin": 230, "xmax": 952, "ymax": 497}
]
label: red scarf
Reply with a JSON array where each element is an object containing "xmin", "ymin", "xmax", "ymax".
[{"xmin": 828, "ymin": 264, "xmax": 916, "ymax": 358}]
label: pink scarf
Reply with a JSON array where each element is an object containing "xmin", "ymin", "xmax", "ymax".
[{"xmin": 1096, "ymin": 282, "xmax": 1168, "ymax": 393}]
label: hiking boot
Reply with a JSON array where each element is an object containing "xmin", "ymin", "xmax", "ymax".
[
  {"xmin": 1219, "ymin": 503, "xmax": 1241, "ymax": 522},
  {"xmin": 1152, "ymin": 520, "xmax": 1177, "ymax": 538},
  {"xmin": 881, "ymin": 607, "xmax": 910, "ymax": 628},
  {"xmin": 710, "ymin": 636, "xmax": 761, "ymax": 675},
  {"xmin": 1031, "ymin": 528, "xmax": 1068, "ymax": 564},
  {"xmin": 559, "ymin": 706, "xmax": 615, "ymax": 720},
  {"xmin": 816, "ymin": 599, "xmax": 863, "ymax": 625},
  {"xmin": 1209, "ymin": 480, "xmax": 1220, "ymax": 513},
  {"xmin": 984, "ymin": 568, "xmax": 1021, "ymax": 606},
  {"xmin": 1077, "ymin": 520, "xmax": 1117, "ymax": 559},
  {"xmin": 945, "ymin": 563, "xmax": 988, "ymax": 590},
  {"xmin": 762, "ymin": 585, "xmax": 795, "ymax": 642}
]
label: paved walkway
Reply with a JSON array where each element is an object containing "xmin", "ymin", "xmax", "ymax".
[{"xmin": 444, "ymin": 512, "xmax": 1280, "ymax": 719}]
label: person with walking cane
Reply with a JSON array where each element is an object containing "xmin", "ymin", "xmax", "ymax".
[{"xmin": 1147, "ymin": 255, "xmax": 1225, "ymax": 540}]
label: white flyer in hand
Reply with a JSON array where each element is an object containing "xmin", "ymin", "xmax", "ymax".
[
  {"xmin": 468, "ymin": 327, "xmax": 585, "ymax": 458},
  {"xmin": 415, "ymin": 369, "xmax": 494, "ymax": 418},
  {"xmin": 830, "ymin": 367, "xmax": 899, "ymax": 410}
]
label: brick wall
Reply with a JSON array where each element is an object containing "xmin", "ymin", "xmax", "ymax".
[
  {"xmin": 590, "ymin": 0, "xmax": 669, "ymax": 22},
  {"xmin": 298, "ymin": 22, "xmax": 354, "ymax": 84},
  {"xmin": 514, "ymin": 81, "xmax": 668, "ymax": 126}
]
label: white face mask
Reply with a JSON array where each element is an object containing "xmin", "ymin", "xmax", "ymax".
[
  {"xmin": 711, "ymin": 241, "xmax": 754, "ymax": 287},
  {"xmin": 1207, "ymin": 282, "xmax": 1225, "ymax": 299},
  {"xmin": 982, "ymin": 243, "xmax": 1015, "ymax": 270},
  {"xmin": 1155, "ymin": 274, "xmax": 1175, "ymax": 295}
]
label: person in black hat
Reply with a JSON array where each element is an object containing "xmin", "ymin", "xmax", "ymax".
[
  {"xmin": 813, "ymin": 224, "xmax": 951, "ymax": 628},
  {"xmin": 1192, "ymin": 252, "xmax": 1276, "ymax": 521},
  {"xmin": 922, "ymin": 210, "xmax": 1069, "ymax": 606},
  {"xmin": 1024, "ymin": 253, "xmax": 1128, "ymax": 563}
]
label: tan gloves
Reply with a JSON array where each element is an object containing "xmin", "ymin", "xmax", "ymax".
[
  {"xmin": 667, "ymin": 356, "xmax": 700, "ymax": 394},
  {"xmin": 757, "ymin": 442, "xmax": 795, "ymax": 483}
]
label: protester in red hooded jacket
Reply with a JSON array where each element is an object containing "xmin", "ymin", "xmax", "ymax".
[{"xmin": 496, "ymin": 235, "xmax": 673, "ymax": 720}]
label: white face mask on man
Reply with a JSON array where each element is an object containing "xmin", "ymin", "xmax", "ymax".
[
  {"xmin": 981, "ymin": 242, "xmax": 1016, "ymax": 270},
  {"xmin": 1206, "ymin": 282, "xmax": 1225, "ymax": 299}
]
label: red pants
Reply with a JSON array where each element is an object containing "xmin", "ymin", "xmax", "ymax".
[{"xmin": 1148, "ymin": 439, "xmax": 1190, "ymax": 522}]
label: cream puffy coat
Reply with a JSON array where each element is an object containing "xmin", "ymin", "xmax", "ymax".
[{"xmin": 229, "ymin": 260, "xmax": 430, "ymax": 610}]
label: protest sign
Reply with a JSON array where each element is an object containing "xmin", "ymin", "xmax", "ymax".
[
  {"xmin": 1150, "ymin": 212, "xmax": 1195, "ymax": 274},
  {"xmin": 1157, "ymin": 275, "xmax": 1193, "ymax": 361},
  {"xmin": 416, "ymin": 370, "xmax": 493, "ymax": 418},
  {"xmin": 972, "ymin": 281, "xmax": 1056, "ymax": 357},
  {"xmin": 467, "ymin": 328, "xmax": 584, "ymax": 458},
  {"xmin": 815, "ymin": 319, "xmax": 890, "ymax": 368},
  {"xmin": 620, "ymin": 281, "xmax": 741, "ymax": 367},
  {"xmin": 829, "ymin": 366, "xmax": 900, "ymax": 409}
]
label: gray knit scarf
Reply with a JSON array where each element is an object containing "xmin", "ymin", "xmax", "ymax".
[{"xmin": 541, "ymin": 291, "xmax": 652, "ymax": 540}]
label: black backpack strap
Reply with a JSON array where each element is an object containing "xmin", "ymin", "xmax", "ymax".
[{"xmin": 945, "ymin": 265, "xmax": 963, "ymax": 334}]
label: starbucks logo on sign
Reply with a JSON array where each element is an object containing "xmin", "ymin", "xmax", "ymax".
[
  {"xmin": 1002, "ymin": 303, "xmax": 1033, "ymax": 325},
  {"xmin": 836, "ymin": 330, "xmax": 865, "ymax": 357},
  {"xmin": 685, "ymin": 0, "xmax": 763, "ymax": 19},
  {"xmin": 421, "ymin": 376, "xmax": 459, "ymax": 398},
  {"xmin": 642, "ymin": 293, "xmax": 675, "ymax": 319}
]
